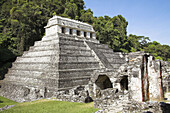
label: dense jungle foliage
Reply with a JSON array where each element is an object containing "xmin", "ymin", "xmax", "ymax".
[{"xmin": 0, "ymin": 0, "xmax": 170, "ymax": 79}]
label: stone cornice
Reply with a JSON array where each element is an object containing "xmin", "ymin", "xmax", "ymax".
[{"xmin": 44, "ymin": 15, "xmax": 95, "ymax": 33}]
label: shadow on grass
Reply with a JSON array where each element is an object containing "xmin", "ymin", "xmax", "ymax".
[{"xmin": 0, "ymin": 100, "xmax": 3, "ymax": 103}]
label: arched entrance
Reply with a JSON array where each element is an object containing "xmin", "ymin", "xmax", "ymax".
[{"xmin": 95, "ymin": 75, "xmax": 113, "ymax": 90}]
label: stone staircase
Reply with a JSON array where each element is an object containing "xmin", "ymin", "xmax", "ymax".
[
  {"xmin": 58, "ymin": 34, "xmax": 100, "ymax": 90},
  {"xmin": 86, "ymin": 42, "xmax": 126, "ymax": 71}
]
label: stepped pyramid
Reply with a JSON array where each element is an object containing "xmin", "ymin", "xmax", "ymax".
[{"xmin": 0, "ymin": 16, "xmax": 126, "ymax": 102}]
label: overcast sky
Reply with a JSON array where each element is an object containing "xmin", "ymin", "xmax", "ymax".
[{"xmin": 84, "ymin": 0, "xmax": 170, "ymax": 45}]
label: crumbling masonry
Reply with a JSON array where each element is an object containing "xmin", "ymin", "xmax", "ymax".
[{"xmin": 0, "ymin": 16, "xmax": 169, "ymax": 112}]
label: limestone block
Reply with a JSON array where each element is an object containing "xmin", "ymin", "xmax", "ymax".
[
  {"xmin": 87, "ymin": 32, "xmax": 90, "ymax": 38},
  {"xmin": 59, "ymin": 69, "xmax": 93, "ymax": 78},
  {"xmin": 34, "ymin": 39, "xmax": 59, "ymax": 46},
  {"xmin": 58, "ymin": 62, "xmax": 99, "ymax": 69},
  {"xmin": 92, "ymin": 33, "xmax": 96, "ymax": 39},
  {"xmin": 73, "ymin": 29, "xmax": 76, "ymax": 36},
  {"xmin": 23, "ymin": 50, "xmax": 59, "ymax": 57},
  {"xmin": 8, "ymin": 69, "xmax": 43, "ymax": 77},
  {"xmin": 80, "ymin": 31, "xmax": 84, "ymax": 37},
  {"xmin": 16, "ymin": 56, "xmax": 52, "ymax": 63},
  {"xmin": 65, "ymin": 28, "xmax": 69, "ymax": 35},
  {"xmin": 60, "ymin": 49, "xmax": 92, "ymax": 56}
]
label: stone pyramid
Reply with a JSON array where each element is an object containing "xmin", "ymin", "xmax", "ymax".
[{"xmin": 0, "ymin": 16, "xmax": 126, "ymax": 102}]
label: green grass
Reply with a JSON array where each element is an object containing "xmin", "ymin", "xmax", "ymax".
[
  {"xmin": 0, "ymin": 97, "xmax": 99, "ymax": 113},
  {"xmin": 0, "ymin": 96, "xmax": 18, "ymax": 108}
]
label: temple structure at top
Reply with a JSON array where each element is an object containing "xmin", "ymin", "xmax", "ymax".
[{"xmin": 44, "ymin": 15, "xmax": 96, "ymax": 39}]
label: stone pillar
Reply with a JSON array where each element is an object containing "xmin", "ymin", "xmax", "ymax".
[
  {"xmin": 87, "ymin": 32, "xmax": 90, "ymax": 38},
  {"xmin": 73, "ymin": 29, "xmax": 77, "ymax": 36},
  {"xmin": 65, "ymin": 27, "xmax": 69, "ymax": 35},
  {"xmin": 92, "ymin": 33, "xmax": 96, "ymax": 39},
  {"xmin": 80, "ymin": 31, "xmax": 84, "ymax": 37}
]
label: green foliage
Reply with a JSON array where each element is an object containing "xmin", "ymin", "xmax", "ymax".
[
  {"xmin": 0, "ymin": 48, "xmax": 16, "ymax": 80},
  {"xmin": 1, "ymin": 99, "xmax": 98, "ymax": 113},
  {"xmin": 80, "ymin": 8, "xmax": 93, "ymax": 23},
  {"xmin": 127, "ymin": 34, "xmax": 150, "ymax": 52},
  {"xmin": 144, "ymin": 41, "xmax": 170, "ymax": 61},
  {"xmin": 93, "ymin": 15, "xmax": 128, "ymax": 52},
  {"xmin": 64, "ymin": 2, "xmax": 78, "ymax": 19},
  {"xmin": 0, "ymin": 96, "xmax": 17, "ymax": 108}
]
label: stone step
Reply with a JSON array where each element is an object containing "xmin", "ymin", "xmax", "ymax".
[
  {"xmin": 108, "ymin": 58, "xmax": 126, "ymax": 64},
  {"xmin": 93, "ymin": 43, "xmax": 109, "ymax": 49},
  {"xmin": 59, "ymin": 44, "xmax": 87, "ymax": 50},
  {"xmin": 12, "ymin": 62, "xmax": 58, "ymax": 70},
  {"xmin": 16, "ymin": 52, "xmax": 96, "ymax": 63},
  {"xmin": 58, "ymin": 76, "xmax": 90, "ymax": 88},
  {"xmin": 59, "ymin": 37, "xmax": 85, "ymax": 46},
  {"xmin": 7, "ymin": 69, "xmax": 43, "ymax": 77},
  {"xmin": 34, "ymin": 39, "xmax": 59, "ymax": 46},
  {"xmin": 104, "ymin": 52, "xmax": 125, "ymax": 58},
  {"xmin": 23, "ymin": 50, "xmax": 59, "ymax": 57},
  {"xmin": 4, "ymin": 76, "xmax": 58, "ymax": 88},
  {"xmin": 98, "ymin": 48, "xmax": 113, "ymax": 53},
  {"xmin": 29, "ymin": 44, "xmax": 88, "ymax": 52},
  {"xmin": 58, "ymin": 62, "xmax": 99, "ymax": 69},
  {"xmin": 60, "ymin": 49, "xmax": 92, "ymax": 56},
  {"xmin": 4, "ymin": 75, "xmax": 44, "ymax": 86},
  {"xmin": 6, "ymin": 68, "xmax": 99, "ymax": 79},
  {"xmin": 6, "ymin": 69, "xmax": 58, "ymax": 79},
  {"xmin": 59, "ymin": 55, "xmax": 96, "ymax": 62},
  {"xmin": 15, "ymin": 56, "xmax": 54, "ymax": 63},
  {"xmin": 59, "ymin": 42, "xmax": 86, "ymax": 48},
  {"xmin": 24, "ymin": 49, "xmax": 93, "ymax": 57},
  {"xmin": 12, "ymin": 61, "xmax": 99, "ymax": 70},
  {"xmin": 59, "ymin": 68, "xmax": 96, "ymax": 78},
  {"xmin": 29, "ymin": 45, "xmax": 58, "ymax": 51}
]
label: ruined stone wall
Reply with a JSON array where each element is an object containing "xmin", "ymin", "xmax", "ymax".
[
  {"xmin": 162, "ymin": 61, "xmax": 170, "ymax": 92},
  {"xmin": 128, "ymin": 52, "xmax": 144, "ymax": 102},
  {"xmin": 127, "ymin": 52, "xmax": 164, "ymax": 102},
  {"xmin": 148, "ymin": 57, "xmax": 164, "ymax": 100}
]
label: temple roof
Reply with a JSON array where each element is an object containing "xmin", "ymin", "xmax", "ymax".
[{"xmin": 45, "ymin": 15, "xmax": 95, "ymax": 33}]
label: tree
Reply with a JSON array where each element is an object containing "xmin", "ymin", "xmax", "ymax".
[
  {"xmin": 144, "ymin": 41, "xmax": 170, "ymax": 61},
  {"xmin": 93, "ymin": 15, "xmax": 128, "ymax": 52},
  {"xmin": 127, "ymin": 34, "xmax": 150, "ymax": 52},
  {"xmin": 80, "ymin": 8, "xmax": 93, "ymax": 24}
]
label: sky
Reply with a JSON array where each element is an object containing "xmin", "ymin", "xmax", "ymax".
[{"xmin": 84, "ymin": 0, "xmax": 170, "ymax": 45}]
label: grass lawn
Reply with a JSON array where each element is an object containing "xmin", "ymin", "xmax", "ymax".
[
  {"xmin": 0, "ymin": 97, "xmax": 99, "ymax": 113},
  {"xmin": 0, "ymin": 96, "xmax": 17, "ymax": 108}
]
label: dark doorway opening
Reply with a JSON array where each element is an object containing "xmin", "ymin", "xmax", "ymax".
[
  {"xmin": 62, "ymin": 27, "xmax": 65, "ymax": 34},
  {"xmin": 69, "ymin": 29, "xmax": 73, "ymax": 35},
  {"xmin": 90, "ymin": 33, "xmax": 92, "ymax": 38},
  {"xmin": 77, "ymin": 30, "xmax": 80, "ymax": 36},
  {"xmin": 84, "ymin": 32, "xmax": 87, "ymax": 37},
  {"xmin": 95, "ymin": 75, "xmax": 113, "ymax": 90},
  {"xmin": 120, "ymin": 76, "xmax": 128, "ymax": 91}
]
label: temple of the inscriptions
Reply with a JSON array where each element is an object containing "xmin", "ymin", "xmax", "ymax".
[{"xmin": 0, "ymin": 16, "xmax": 169, "ymax": 112}]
